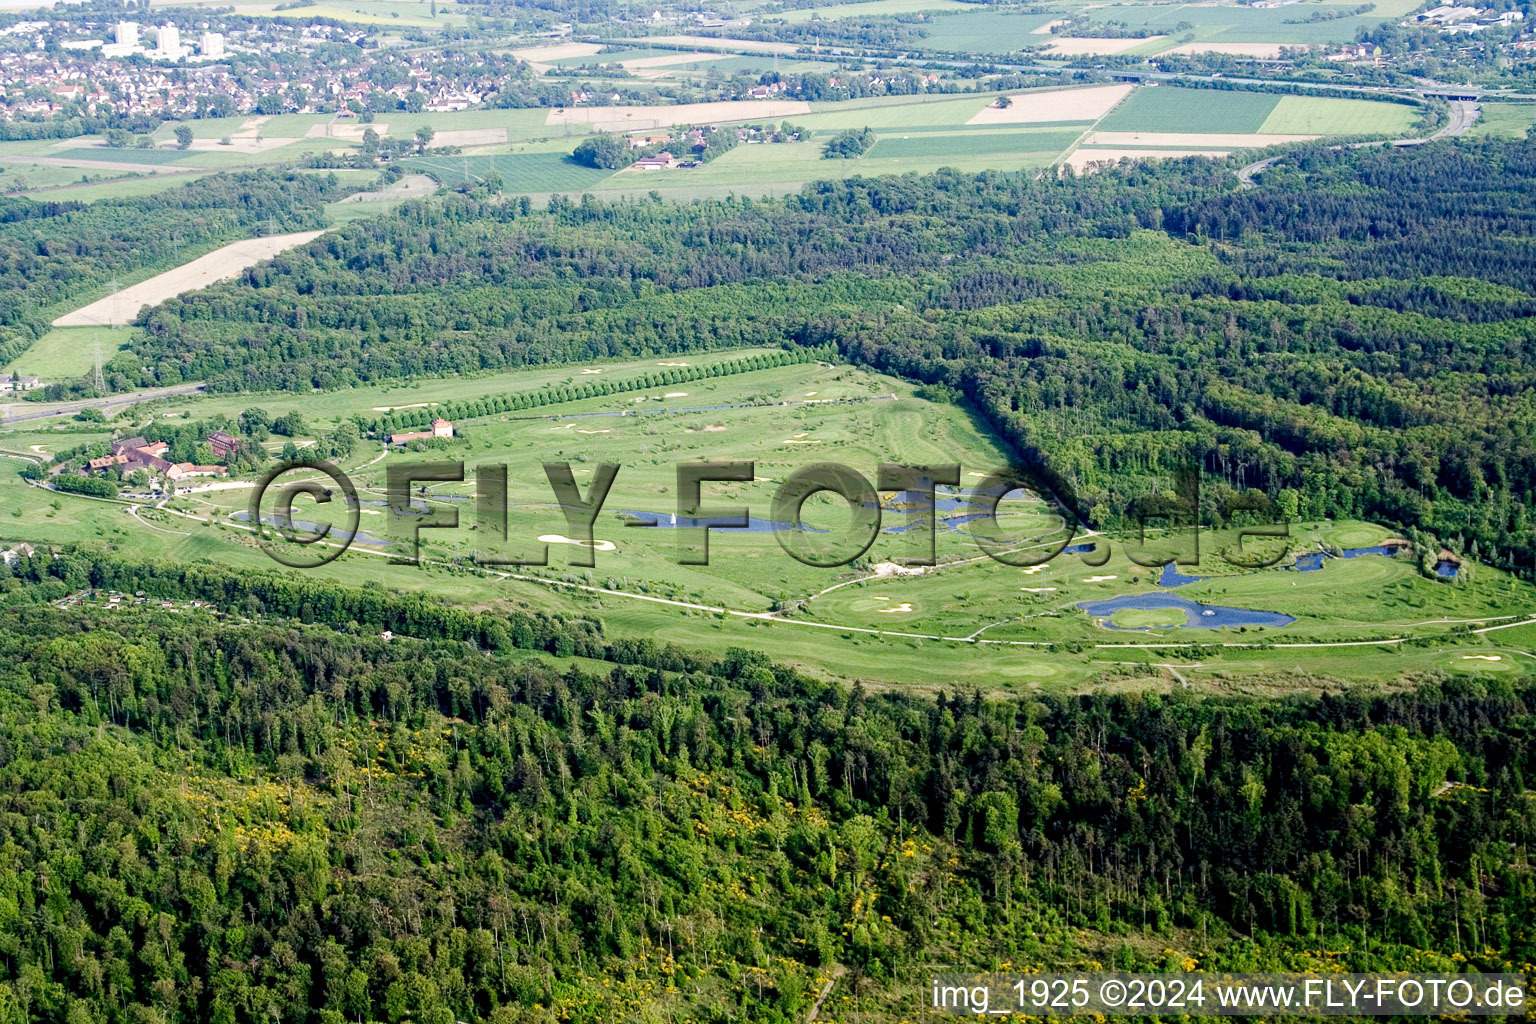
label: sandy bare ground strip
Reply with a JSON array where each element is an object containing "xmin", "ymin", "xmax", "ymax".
[
  {"xmin": 1032, "ymin": 18, "xmax": 1066, "ymax": 32},
  {"xmin": 1164, "ymin": 41, "xmax": 1298, "ymax": 57},
  {"xmin": 967, "ymin": 84, "xmax": 1132, "ymax": 125},
  {"xmin": 513, "ymin": 42, "xmax": 604, "ymax": 62},
  {"xmin": 643, "ymin": 34, "xmax": 800, "ymax": 53},
  {"xmin": 1067, "ymin": 147, "xmax": 1229, "ymax": 172},
  {"xmin": 429, "ymin": 128, "xmax": 508, "ymax": 147},
  {"xmin": 619, "ymin": 51, "xmax": 732, "ymax": 69},
  {"xmin": 546, "ymin": 99, "xmax": 811, "ymax": 130},
  {"xmin": 186, "ymin": 136, "xmax": 301, "ymax": 152},
  {"xmin": 305, "ymin": 121, "xmax": 391, "ymax": 139},
  {"xmin": 1086, "ymin": 130, "xmax": 1319, "ymax": 147},
  {"xmin": 1045, "ymin": 36, "xmax": 1164, "ymax": 55},
  {"xmin": 53, "ymin": 231, "xmax": 326, "ymax": 327}
]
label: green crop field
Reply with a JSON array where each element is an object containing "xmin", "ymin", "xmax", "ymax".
[
  {"xmin": 907, "ymin": 9, "xmax": 1065, "ymax": 52},
  {"xmin": 772, "ymin": 0, "xmax": 975, "ymax": 20},
  {"xmin": 799, "ymin": 94, "xmax": 995, "ymax": 130},
  {"xmin": 50, "ymin": 147, "xmax": 197, "ymax": 166},
  {"xmin": 1074, "ymin": 0, "xmax": 1405, "ymax": 44},
  {"xmin": 1258, "ymin": 95, "xmax": 1420, "ymax": 135},
  {"xmin": 868, "ymin": 128, "xmax": 1083, "ymax": 158},
  {"xmin": 1099, "ymin": 87, "xmax": 1280, "ymax": 133},
  {"xmin": 402, "ymin": 152, "xmax": 618, "ymax": 190}
]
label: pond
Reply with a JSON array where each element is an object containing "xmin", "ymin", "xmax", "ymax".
[{"xmin": 1077, "ymin": 593, "xmax": 1295, "ymax": 630}]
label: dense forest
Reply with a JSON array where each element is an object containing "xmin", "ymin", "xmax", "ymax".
[
  {"xmin": 0, "ymin": 547, "xmax": 1532, "ymax": 1023},
  {"xmin": 0, "ymin": 170, "xmax": 343, "ymax": 372},
  {"xmin": 119, "ymin": 139, "xmax": 1536, "ymax": 580}
]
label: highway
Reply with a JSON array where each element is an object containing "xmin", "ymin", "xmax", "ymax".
[{"xmin": 0, "ymin": 382, "xmax": 207, "ymax": 426}]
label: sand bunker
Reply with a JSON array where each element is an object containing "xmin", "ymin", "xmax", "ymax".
[
  {"xmin": 1083, "ymin": 575, "xmax": 1118, "ymax": 582},
  {"xmin": 1086, "ymin": 131, "xmax": 1318, "ymax": 148},
  {"xmin": 877, "ymin": 603, "xmax": 914, "ymax": 613},
  {"xmin": 581, "ymin": 367, "xmax": 604, "ymax": 374},
  {"xmin": 1020, "ymin": 586, "xmax": 1058, "ymax": 592},
  {"xmin": 371, "ymin": 402, "xmax": 439, "ymax": 411},
  {"xmin": 1045, "ymin": 36, "xmax": 1162, "ymax": 56},
  {"xmin": 967, "ymin": 84, "xmax": 1133, "ymax": 125},
  {"xmin": 577, "ymin": 429, "xmax": 610, "ymax": 434},
  {"xmin": 547, "ymin": 99, "xmax": 811, "ymax": 131},
  {"xmin": 539, "ymin": 534, "xmax": 617, "ymax": 552},
  {"xmin": 663, "ymin": 392, "xmax": 688, "ymax": 398},
  {"xmin": 1463, "ymin": 654, "xmax": 1504, "ymax": 661},
  {"xmin": 657, "ymin": 361, "xmax": 689, "ymax": 366},
  {"xmin": 55, "ymin": 231, "xmax": 325, "ymax": 326},
  {"xmin": 1067, "ymin": 148, "xmax": 1231, "ymax": 173}
]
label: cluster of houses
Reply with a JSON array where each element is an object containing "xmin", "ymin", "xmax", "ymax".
[
  {"xmin": 1413, "ymin": 4, "xmax": 1524, "ymax": 31},
  {"xmin": 387, "ymin": 418, "xmax": 454, "ymax": 445},
  {"xmin": 0, "ymin": 372, "xmax": 42, "ymax": 393},
  {"xmin": 85, "ymin": 431, "xmax": 236, "ymax": 484},
  {"xmin": 0, "ymin": 16, "xmax": 518, "ymax": 123}
]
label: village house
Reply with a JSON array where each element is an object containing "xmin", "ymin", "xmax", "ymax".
[
  {"xmin": 388, "ymin": 418, "xmax": 454, "ymax": 445},
  {"xmin": 207, "ymin": 430, "xmax": 239, "ymax": 460}
]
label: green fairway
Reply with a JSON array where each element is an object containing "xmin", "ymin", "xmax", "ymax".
[
  {"xmin": 11, "ymin": 351, "xmax": 1533, "ymax": 694},
  {"xmin": 1259, "ymin": 95, "xmax": 1420, "ymax": 135},
  {"xmin": 1098, "ymin": 87, "xmax": 1280, "ymax": 133}
]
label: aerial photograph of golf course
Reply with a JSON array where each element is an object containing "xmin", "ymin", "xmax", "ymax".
[{"xmin": 2, "ymin": 0, "xmax": 1536, "ymax": 1018}]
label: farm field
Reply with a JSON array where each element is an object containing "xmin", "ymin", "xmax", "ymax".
[
  {"xmin": 1098, "ymin": 87, "xmax": 1281, "ymax": 133},
  {"xmin": 1258, "ymin": 95, "xmax": 1420, "ymax": 135},
  {"xmin": 907, "ymin": 9, "xmax": 1064, "ymax": 52},
  {"xmin": 9, "ymin": 356, "xmax": 1531, "ymax": 694},
  {"xmin": 868, "ymin": 127, "xmax": 1084, "ymax": 158},
  {"xmin": 401, "ymin": 152, "xmax": 618, "ymax": 190},
  {"xmin": 1070, "ymin": 0, "xmax": 1409, "ymax": 44},
  {"xmin": 53, "ymin": 231, "xmax": 327, "ymax": 328},
  {"xmin": 249, "ymin": 0, "xmax": 471, "ymax": 27},
  {"xmin": 771, "ymin": 0, "xmax": 975, "ymax": 21}
]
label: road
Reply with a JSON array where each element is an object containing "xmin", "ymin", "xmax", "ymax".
[
  {"xmin": 1237, "ymin": 99, "xmax": 1479, "ymax": 187},
  {"xmin": 0, "ymin": 382, "xmax": 207, "ymax": 425}
]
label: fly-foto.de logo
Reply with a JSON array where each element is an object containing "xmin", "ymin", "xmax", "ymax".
[{"xmin": 248, "ymin": 458, "xmax": 1290, "ymax": 571}]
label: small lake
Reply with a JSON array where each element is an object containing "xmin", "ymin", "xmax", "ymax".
[{"xmin": 1077, "ymin": 593, "xmax": 1295, "ymax": 630}]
